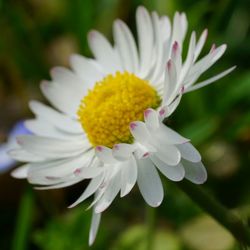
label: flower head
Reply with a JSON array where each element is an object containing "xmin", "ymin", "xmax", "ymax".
[{"xmin": 10, "ymin": 6, "xmax": 234, "ymax": 245}]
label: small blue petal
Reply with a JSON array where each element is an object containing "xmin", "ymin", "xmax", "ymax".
[
  {"xmin": 0, "ymin": 144, "xmax": 16, "ymax": 173},
  {"xmin": 0, "ymin": 120, "xmax": 31, "ymax": 173},
  {"xmin": 9, "ymin": 121, "xmax": 31, "ymax": 137}
]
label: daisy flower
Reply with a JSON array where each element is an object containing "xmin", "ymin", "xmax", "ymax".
[{"xmin": 10, "ymin": 6, "xmax": 235, "ymax": 245}]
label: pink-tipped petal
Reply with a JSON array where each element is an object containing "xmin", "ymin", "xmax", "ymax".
[
  {"xmin": 129, "ymin": 121, "xmax": 151, "ymax": 143},
  {"xmin": 163, "ymin": 59, "xmax": 178, "ymax": 105},
  {"xmin": 112, "ymin": 143, "xmax": 135, "ymax": 161},
  {"xmin": 185, "ymin": 66, "xmax": 236, "ymax": 93},
  {"xmin": 95, "ymin": 146, "xmax": 118, "ymax": 164},
  {"xmin": 144, "ymin": 108, "xmax": 159, "ymax": 130},
  {"xmin": 171, "ymin": 41, "xmax": 182, "ymax": 75}
]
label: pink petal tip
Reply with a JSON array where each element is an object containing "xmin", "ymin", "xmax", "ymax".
[{"xmin": 130, "ymin": 122, "xmax": 137, "ymax": 130}]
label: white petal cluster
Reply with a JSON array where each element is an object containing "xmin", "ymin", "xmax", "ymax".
[{"xmin": 10, "ymin": 6, "xmax": 234, "ymax": 245}]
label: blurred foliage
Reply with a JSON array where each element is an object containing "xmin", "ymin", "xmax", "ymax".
[
  {"xmin": 33, "ymin": 206, "xmax": 106, "ymax": 250},
  {"xmin": 0, "ymin": 0, "xmax": 249, "ymax": 249},
  {"xmin": 179, "ymin": 215, "xmax": 235, "ymax": 250},
  {"xmin": 112, "ymin": 224, "xmax": 181, "ymax": 250}
]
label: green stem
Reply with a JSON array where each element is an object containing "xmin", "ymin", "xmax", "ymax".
[
  {"xmin": 146, "ymin": 205, "xmax": 156, "ymax": 250},
  {"xmin": 11, "ymin": 186, "xmax": 34, "ymax": 250},
  {"xmin": 176, "ymin": 180, "xmax": 250, "ymax": 246}
]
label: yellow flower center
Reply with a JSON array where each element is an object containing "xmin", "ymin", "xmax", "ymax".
[{"xmin": 78, "ymin": 72, "xmax": 161, "ymax": 148}]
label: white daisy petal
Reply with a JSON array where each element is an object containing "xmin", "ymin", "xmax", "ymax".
[
  {"xmin": 17, "ymin": 135, "xmax": 90, "ymax": 158},
  {"xmin": 74, "ymin": 165, "xmax": 104, "ymax": 180},
  {"xmin": 113, "ymin": 20, "xmax": 139, "ymax": 73},
  {"xmin": 120, "ymin": 156, "xmax": 137, "ymax": 197},
  {"xmin": 180, "ymin": 13, "xmax": 188, "ymax": 41},
  {"xmin": 50, "ymin": 67, "xmax": 83, "ymax": 90},
  {"xmin": 177, "ymin": 142, "xmax": 201, "ymax": 162},
  {"xmin": 95, "ymin": 146, "xmax": 118, "ymax": 164},
  {"xmin": 154, "ymin": 144, "xmax": 181, "ymax": 166},
  {"xmin": 112, "ymin": 143, "xmax": 135, "ymax": 161},
  {"xmin": 69, "ymin": 174, "xmax": 104, "ymax": 208},
  {"xmin": 30, "ymin": 164, "xmax": 101, "ymax": 187},
  {"xmin": 35, "ymin": 178, "xmax": 83, "ymax": 190},
  {"xmin": 152, "ymin": 123, "xmax": 189, "ymax": 145},
  {"xmin": 87, "ymin": 187, "xmax": 106, "ymax": 211},
  {"xmin": 70, "ymin": 54, "xmax": 104, "ymax": 84},
  {"xmin": 27, "ymin": 151, "xmax": 95, "ymax": 185},
  {"xmin": 11, "ymin": 164, "xmax": 29, "ymax": 179},
  {"xmin": 179, "ymin": 31, "xmax": 196, "ymax": 83},
  {"xmin": 144, "ymin": 108, "xmax": 159, "ymax": 130},
  {"xmin": 36, "ymin": 162, "xmax": 102, "ymax": 188},
  {"xmin": 172, "ymin": 12, "xmax": 187, "ymax": 51},
  {"xmin": 185, "ymin": 66, "xmax": 236, "ymax": 93},
  {"xmin": 150, "ymin": 38, "xmax": 169, "ymax": 86},
  {"xmin": 137, "ymin": 158, "xmax": 163, "ymax": 207},
  {"xmin": 160, "ymin": 15, "xmax": 171, "ymax": 41},
  {"xmin": 158, "ymin": 106, "xmax": 169, "ymax": 120},
  {"xmin": 150, "ymin": 11, "xmax": 165, "ymax": 83},
  {"xmin": 95, "ymin": 170, "xmax": 121, "ymax": 213},
  {"xmin": 194, "ymin": 29, "xmax": 208, "ymax": 61},
  {"xmin": 171, "ymin": 12, "xmax": 182, "ymax": 48},
  {"xmin": 129, "ymin": 121, "xmax": 151, "ymax": 143},
  {"xmin": 210, "ymin": 44, "xmax": 227, "ymax": 64},
  {"xmin": 134, "ymin": 143, "xmax": 155, "ymax": 159},
  {"xmin": 49, "ymin": 67, "xmax": 88, "ymax": 105},
  {"xmin": 164, "ymin": 91, "xmax": 183, "ymax": 117},
  {"xmin": 29, "ymin": 100, "xmax": 83, "ymax": 134},
  {"xmin": 171, "ymin": 41, "xmax": 182, "ymax": 76},
  {"xmin": 185, "ymin": 44, "xmax": 227, "ymax": 87},
  {"xmin": 163, "ymin": 59, "xmax": 177, "ymax": 104},
  {"xmin": 25, "ymin": 119, "xmax": 74, "ymax": 139},
  {"xmin": 40, "ymin": 80, "xmax": 80, "ymax": 117},
  {"xmin": 136, "ymin": 6, "xmax": 154, "ymax": 77},
  {"xmin": 9, "ymin": 148, "xmax": 46, "ymax": 162},
  {"xmin": 182, "ymin": 159, "xmax": 207, "ymax": 184},
  {"xmin": 150, "ymin": 155, "xmax": 185, "ymax": 181},
  {"xmin": 89, "ymin": 211, "xmax": 101, "ymax": 246},
  {"xmin": 88, "ymin": 30, "xmax": 121, "ymax": 73}
]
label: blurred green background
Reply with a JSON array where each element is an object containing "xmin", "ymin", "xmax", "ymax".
[{"xmin": 0, "ymin": 0, "xmax": 249, "ymax": 249}]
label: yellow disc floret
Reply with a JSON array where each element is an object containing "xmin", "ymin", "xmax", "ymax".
[{"xmin": 78, "ymin": 72, "xmax": 161, "ymax": 148}]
